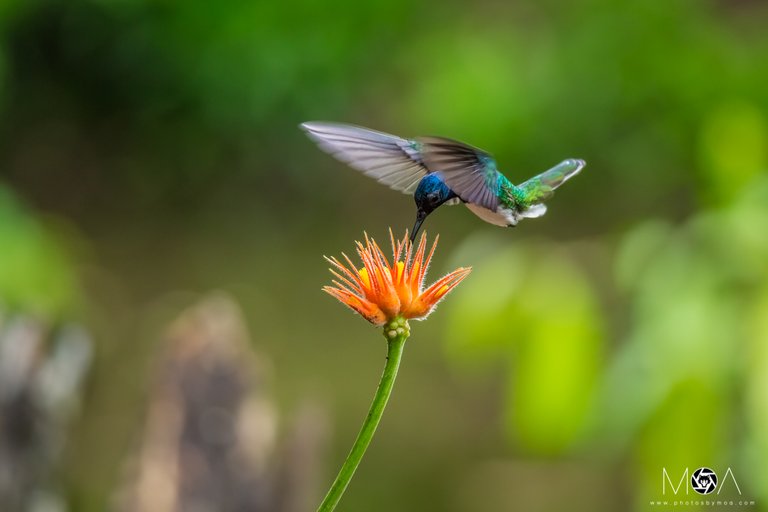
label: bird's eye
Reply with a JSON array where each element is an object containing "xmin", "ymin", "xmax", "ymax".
[{"xmin": 427, "ymin": 192, "xmax": 439, "ymax": 205}]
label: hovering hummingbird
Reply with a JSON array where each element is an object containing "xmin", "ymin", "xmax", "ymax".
[{"xmin": 301, "ymin": 122, "xmax": 585, "ymax": 242}]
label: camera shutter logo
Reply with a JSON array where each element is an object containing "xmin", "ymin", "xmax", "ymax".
[{"xmin": 691, "ymin": 467, "xmax": 717, "ymax": 495}]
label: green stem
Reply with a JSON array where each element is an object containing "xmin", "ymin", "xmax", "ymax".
[{"xmin": 317, "ymin": 321, "xmax": 409, "ymax": 512}]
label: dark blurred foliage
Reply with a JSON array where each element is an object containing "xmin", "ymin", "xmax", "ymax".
[
  {"xmin": 114, "ymin": 295, "xmax": 326, "ymax": 512},
  {"xmin": 1, "ymin": 0, "xmax": 767, "ymax": 510}
]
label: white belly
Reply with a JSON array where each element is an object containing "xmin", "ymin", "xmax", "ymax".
[
  {"xmin": 465, "ymin": 203, "xmax": 518, "ymax": 226},
  {"xmin": 465, "ymin": 203, "xmax": 547, "ymax": 227}
]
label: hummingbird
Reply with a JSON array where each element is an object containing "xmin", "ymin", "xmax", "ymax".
[{"xmin": 301, "ymin": 121, "xmax": 585, "ymax": 242}]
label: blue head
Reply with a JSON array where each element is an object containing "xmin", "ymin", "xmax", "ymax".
[{"xmin": 411, "ymin": 174, "xmax": 458, "ymax": 242}]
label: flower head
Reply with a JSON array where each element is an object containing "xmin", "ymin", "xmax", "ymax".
[{"xmin": 323, "ymin": 229, "xmax": 471, "ymax": 327}]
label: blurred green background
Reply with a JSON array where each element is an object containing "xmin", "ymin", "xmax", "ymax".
[{"xmin": 1, "ymin": 0, "xmax": 767, "ymax": 510}]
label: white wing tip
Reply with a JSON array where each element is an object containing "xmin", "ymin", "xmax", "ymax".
[
  {"xmin": 562, "ymin": 158, "xmax": 586, "ymax": 176},
  {"xmin": 299, "ymin": 121, "xmax": 328, "ymax": 132}
]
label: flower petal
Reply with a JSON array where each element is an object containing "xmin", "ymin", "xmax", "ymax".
[
  {"xmin": 403, "ymin": 267, "xmax": 472, "ymax": 320},
  {"xmin": 323, "ymin": 286, "xmax": 388, "ymax": 325}
]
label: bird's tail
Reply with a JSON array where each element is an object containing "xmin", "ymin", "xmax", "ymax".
[{"xmin": 517, "ymin": 158, "xmax": 585, "ymax": 204}]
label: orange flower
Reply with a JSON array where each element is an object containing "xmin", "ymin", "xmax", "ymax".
[{"xmin": 323, "ymin": 230, "xmax": 471, "ymax": 327}]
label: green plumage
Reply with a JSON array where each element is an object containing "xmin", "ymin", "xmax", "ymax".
[{"xmin": 518, "ymin": 158, "xmax": 584, "ymax": 206}]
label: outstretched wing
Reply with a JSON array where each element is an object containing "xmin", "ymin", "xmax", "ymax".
[
  {"xmin": 418, "ymin": 136, "xmax": 500, "ymax": 211},
  {"xmin": 517, "ymin": 158, "xmax": 585, "ymax": 204},
  {"xmin": 301, "ymin": 122, "xmax": 428, "ymax": 194}
]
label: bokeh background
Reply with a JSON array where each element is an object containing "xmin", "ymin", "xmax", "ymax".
[{"xmin": 1, "ymin": 0, "xmax": 767, "ymax": 511}]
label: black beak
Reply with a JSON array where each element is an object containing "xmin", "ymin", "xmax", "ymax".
[{"xmin": 410, "ymin": 209, "xmax": 428, "ymax": 243}]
